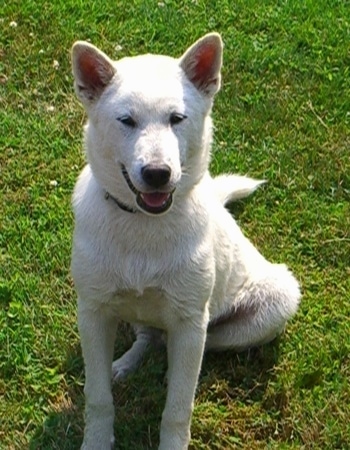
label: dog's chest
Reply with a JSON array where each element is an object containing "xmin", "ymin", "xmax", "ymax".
[{"xmin": 110, "ymin": 287, "xmax": 170, "ymax": 328}]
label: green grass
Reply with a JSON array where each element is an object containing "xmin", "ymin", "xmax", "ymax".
[{"xmin": 0, "ymin": 0, "xmax": 349, "ymax": 449}]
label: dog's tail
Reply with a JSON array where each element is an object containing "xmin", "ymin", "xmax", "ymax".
[{"xmin": 213, "ymin": 174, "xmax": 266, "ymax": 205}]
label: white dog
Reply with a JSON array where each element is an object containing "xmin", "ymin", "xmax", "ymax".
[{"xmin": 71, "ymin": 33, "xmax": 300, "ymax": 450}]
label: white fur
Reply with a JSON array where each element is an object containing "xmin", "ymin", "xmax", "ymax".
[{"xmin": 71, "ymin": 33, "xmax": 301, "ymax": 450}]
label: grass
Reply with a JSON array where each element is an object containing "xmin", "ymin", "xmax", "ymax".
[{"xmin": 0, "ymin": 0, "xmax": 349, "ymax": 448}]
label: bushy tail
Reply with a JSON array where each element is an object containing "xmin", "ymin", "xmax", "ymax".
[{"xmin": 213, "ymin": 174, "xmax": 266, "ymax": 205}]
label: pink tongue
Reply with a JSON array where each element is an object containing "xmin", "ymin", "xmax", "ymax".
[{"xmin": 141, "ymin": 193, "xmax": 170, "ymax": 208}]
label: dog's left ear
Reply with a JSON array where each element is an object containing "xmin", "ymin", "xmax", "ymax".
[
  {"xmin": 71, "ymin": 41, "xmax": 116, "ymax": 104},
  {"xmin": 179, "ymin": 33, "xmax": 223, "ymax": 97}
]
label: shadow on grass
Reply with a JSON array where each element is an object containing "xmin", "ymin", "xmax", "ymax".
[
  {"xmin": 201, "ymin": 338, "xmax": 281, "ymax": 401},
  {"xmin": 29, "ymin": 328, "xmax": 280, "ymax": 450},
  {"xmin": 29, "ymin": 342, "xmax": 85, "ymax": 450}
]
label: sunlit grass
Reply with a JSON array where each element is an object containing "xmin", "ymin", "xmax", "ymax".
[{"xmin": 1, "ymin": 1, "xmax": 349, "ymax": 448}]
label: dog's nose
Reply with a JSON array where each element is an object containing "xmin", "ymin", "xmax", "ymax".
[{"xmin": 141, "ymin": 164, "xmax": 171, "ymax": 188}]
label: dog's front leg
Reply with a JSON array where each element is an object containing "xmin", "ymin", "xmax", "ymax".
[
  {"xmin": 78, "ymin": 298, "xmax": 117, "ymax": 450},
  {"xmin": 159, "ymin": 319, "xmax": 207, "ymax": 450}
]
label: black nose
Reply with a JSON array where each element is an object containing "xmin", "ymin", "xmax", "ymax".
[{"xmin": 141, "ymin": 164, "xmax": 171, "ymax": 188}]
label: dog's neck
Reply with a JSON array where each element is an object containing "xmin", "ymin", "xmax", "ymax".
[{"xmin": 104, "ymin": 191, "xmax": 137, "ymax": 214}]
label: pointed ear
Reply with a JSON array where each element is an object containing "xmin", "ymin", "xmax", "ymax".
[
  {"xmin": 179, "ymin": 33, "xmax": 223, "ymax": 97},
  {"xmin": 71, "ymin": 41, "xmax": 116, "ymax": 103}
]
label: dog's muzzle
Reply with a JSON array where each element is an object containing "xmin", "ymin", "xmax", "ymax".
[{"xmin": 121, "ymin": 164, "xmax": 174, "ymax": 215}]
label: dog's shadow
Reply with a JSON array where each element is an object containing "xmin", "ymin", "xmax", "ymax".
[{"xmin": 29, "ymin": 325, "xmax": 280, "ymax": 450}]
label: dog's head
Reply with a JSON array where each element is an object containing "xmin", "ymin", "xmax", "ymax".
[{"xmin": 72, "ymin": 34, "xmax": 223, "ymax": 216}]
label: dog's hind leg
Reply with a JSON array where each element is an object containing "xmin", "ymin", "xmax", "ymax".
[
  {"xmin": 112, "ymin": 326, "xmax": 162, "ymax": 382},
  {"xmin": 206, "ymin": 264, "xmax": 300, "ymax": 352}
]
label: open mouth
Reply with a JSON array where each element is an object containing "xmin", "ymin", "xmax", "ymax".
[{"xmin": 121, "ymin": 165, "xmax": 173, "ymax": 215}]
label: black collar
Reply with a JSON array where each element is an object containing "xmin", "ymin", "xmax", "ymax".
[{"xmin": 104, "ymin": 191, "xmax": 137, "ymax": 214}]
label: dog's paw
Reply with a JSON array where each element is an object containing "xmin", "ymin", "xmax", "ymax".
[
  {"xmin": 81, "ymin": 435, "xmax": 115, "ymax": 450},
  {"xmin": 111, "ymin": 358, "xmax": 134, "ymax": 382}
]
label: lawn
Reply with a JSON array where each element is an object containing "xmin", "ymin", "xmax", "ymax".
[{"xmin": 0, "ymin": 0, "xmax": 349, "ymax": 449}]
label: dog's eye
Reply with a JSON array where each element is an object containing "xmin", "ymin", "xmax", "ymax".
[
  {"xmin": 117, "ymin": 115, "xmax": 136, "ymax": 128},
  {"xmin": 170, "ymin": 113, "xmax": 187, "ymax": 126}
]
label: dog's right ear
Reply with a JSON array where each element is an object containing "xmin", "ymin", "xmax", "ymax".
[
  {"xmin": 71, "ymin": 42, "xmax": 116, "ymax": 104},
  {"xmin": 179, "ymin": 33, "xmax": 223, "ymax": 97}
]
